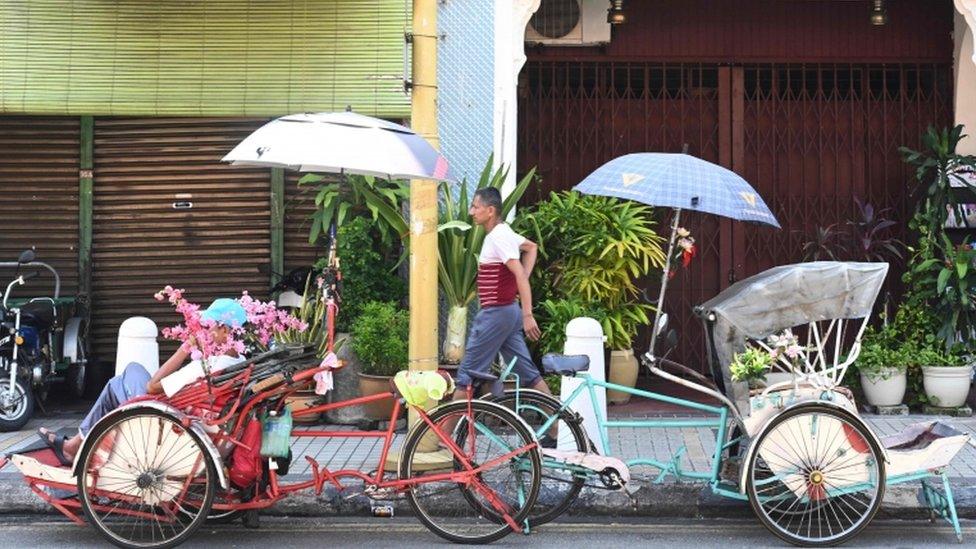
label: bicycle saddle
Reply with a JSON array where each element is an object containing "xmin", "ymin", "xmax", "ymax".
[{"xmin": 542, "ymin": 353, "xmax": 590, "ymax": 376}]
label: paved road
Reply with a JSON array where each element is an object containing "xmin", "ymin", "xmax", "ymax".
[{"xmin": 0, "ymin": 516, "xmax": 969, "ymax": 548}]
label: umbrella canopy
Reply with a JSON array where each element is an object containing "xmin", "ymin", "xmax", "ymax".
[
  {"xmin": 222, "ymin": 111, "xmax": 453, "ymax": 181},
  {"xmin": 573, "ymin": 153, "xmax": 780, "ymax": 228}
]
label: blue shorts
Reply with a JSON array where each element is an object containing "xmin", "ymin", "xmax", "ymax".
[{"xmin": 456, "ymin": 302, "xmax": 541, "ymax": 389}]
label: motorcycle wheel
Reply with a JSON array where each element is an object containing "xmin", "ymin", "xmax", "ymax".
[{"xmin": 0, "ymin": 377, "xmax": 34, "ymax": 431}]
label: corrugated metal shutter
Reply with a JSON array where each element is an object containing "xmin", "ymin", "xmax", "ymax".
[
  {"xmin": 283, "ymin": 171, "xmax": 322, "ymax": 273},
  {"xmin": 91, "ymin": 118, "xmax": 271, "ymax": 361},
  {"xmin": 0, "ymin": 116, "xmax": 79, "ymax": 297},
  {"xmin": 0, "ymin": 0, "xmax": 410, "ymax": 118}
]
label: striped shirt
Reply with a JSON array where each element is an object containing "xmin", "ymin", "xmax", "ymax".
[{"xmin": 477, "ymin": 223, "xmax": 525, "ymax": 308}]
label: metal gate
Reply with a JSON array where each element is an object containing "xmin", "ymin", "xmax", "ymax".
[{"xmin": 518, "ymin": 61, "xmax": 952, "ymax": 370}]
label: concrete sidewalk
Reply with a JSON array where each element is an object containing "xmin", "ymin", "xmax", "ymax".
[{"xmin": 3, "ymin": 410, "xmax": 976, "ymax": 520}]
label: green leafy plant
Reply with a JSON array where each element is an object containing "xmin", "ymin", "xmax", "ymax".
[
  {"xmin": 900, "ymin": 125, "xmax": 976, "ymax": 349},
  {"xmin": 299, "ymin": 173, "xmax": 409, "ymax": 247},
  {"xmin": 318, "ymin": 217, "xmax": 406, "ymax": 332},
  {"xmin": 535, "ymin": 298, "xmax": 605, "ymax": 356},
  {"xmin": 514, "ymin": 191, "xmax": 665, "ymax": 351},
  {"xmin": 350, "ymin": 301, "xmax": 409, "ymax": 377},
  {"xmin": 729, "ymin": 347, "xmax": 773, "ymax": 385},
  {"xmin": 900, "ymin": 125, "xmax": 976, "ymax": 242},
  {"xmin": 438, "ymin": 157, "xmax": 537, "ymax": 362}
]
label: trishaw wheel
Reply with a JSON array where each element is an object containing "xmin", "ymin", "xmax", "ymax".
[
  {"xmin": 746, "ymin": 405, "xmax": 885, "ymax": 547},
  {"xmin": 486, "ymin": 390, "xmax": 589, "ymax": 527},
  {"xmin": 77, "ymin": 408, "xmax": 216, "ymax": 549},
  {"xmin": 399, "ymin": 400, "xmax": 542, "ymax": 544}
]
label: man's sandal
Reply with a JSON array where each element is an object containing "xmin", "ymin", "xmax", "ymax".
[{"xmin": 37, "ymin": 428, "xmax": 72, "ymax": 467}]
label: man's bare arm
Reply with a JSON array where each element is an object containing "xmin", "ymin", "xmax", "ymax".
[
  {"xmin": 519, "ymin": 239, "xmax": 537, "ymax": 278},
  {"xmin": 506, "ymin": 257, "xmax": 541, "ymax": 341},
  {"xmin": 146, "ymin": 346, "xmax": 191, "ymax": 394}
]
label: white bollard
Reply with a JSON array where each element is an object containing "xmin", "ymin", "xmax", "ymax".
[
  {"xmin": 561, "ymin": 317, "xmax": 606, "ymax": 452},
  {"xmin": 115, "ymin": 317, "xmax": 160, "ymax": 376}
]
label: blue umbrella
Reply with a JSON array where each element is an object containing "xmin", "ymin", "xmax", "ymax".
[
  {"xmin": 573, "ymin": 152, "xmax": 780, "ymax": 359},
  {"xmin": 573, "ymin": 153, "xmax": 780, "ymax": 228}
]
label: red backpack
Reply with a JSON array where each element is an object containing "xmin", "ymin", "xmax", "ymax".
[{"xmin": 229, "ymin": 416, "xmax": 263, "ymax": 488}]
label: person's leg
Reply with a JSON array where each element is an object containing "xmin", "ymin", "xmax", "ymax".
[
  {"xmin": 453, "ymin": 308, "xmax": 509, "ymax": 399},
  {"xmin": 497, "ymin": 304, "xmax": 557, "ymax": 442},
  {"xmin": 41, "ymin": 363, "xmax": 152, "ymax": 462}
]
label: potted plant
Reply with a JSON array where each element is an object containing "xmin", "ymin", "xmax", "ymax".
[
  {"xmin": 854, "ymin": 339, "xmax": 908, "ymax": 407},
  {"xmin": 918, "ymin": 343, "xmax": 972, "ymax": 408},
  {"xmin": 351, "ymin": 300, "xmax": 409, "ymax": 420},
  {"xmin": 729, "ymin": 347, "xmax": 773, "ymax": 390},
  {"xmin": 437, "ymin": 157, "xmax": 536, "ymax": 363},
  {"xmin": 515, "ymin": 192, "xmax": 666, "ymax": 403}
]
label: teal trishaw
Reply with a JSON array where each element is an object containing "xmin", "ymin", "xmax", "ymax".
[{"xmin": 496, "ymin": 261, "xmax": 970, "ymax": 546}]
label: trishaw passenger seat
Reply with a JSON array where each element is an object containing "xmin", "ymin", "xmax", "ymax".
[{"xmin": 542, "ymin": 353, "xmax": 590, "ymax": 376}]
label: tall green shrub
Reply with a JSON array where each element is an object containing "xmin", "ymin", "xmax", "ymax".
[
  {"xmin": 317, "ymin": 217, "xmax": 405, "ymax": 332},
  {"xmin": 351, "ymin": 301, "xmax": 409, "ymax": 377}
]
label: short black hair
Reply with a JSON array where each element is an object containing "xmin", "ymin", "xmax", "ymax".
[{"xmin": 474, "ymin": 187, "xmax": 502, "ymax": 216}]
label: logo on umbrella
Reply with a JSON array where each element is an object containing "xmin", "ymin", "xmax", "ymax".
[
  {"xmin": 739, "ymin": 192, "xmax": 758, "ymax": 207},
  {"xmin": 621, "ymin": 173, "xmax": 645, "ymax": 187}
]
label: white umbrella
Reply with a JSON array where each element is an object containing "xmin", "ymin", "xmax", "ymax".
[{"xmin": 222, "ymin": 111, "xmax": 452, "ymax": 181}]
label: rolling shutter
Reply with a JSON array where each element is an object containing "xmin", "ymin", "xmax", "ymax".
[
  {"xmin": 0, "ymin": 116, "xmax": 79, "ymax": 298},
  {"xmin": 91, "ymin": 118, "xmax": 271, "ymax": 361},
  {"xmin": 283, "ymin": 171, "xmax": 322, "ymax": 274}
]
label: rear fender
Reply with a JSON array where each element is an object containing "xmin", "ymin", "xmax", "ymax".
[{"xmin": 72, "ymin": 400, "xmax": 228, "ymax": 489}]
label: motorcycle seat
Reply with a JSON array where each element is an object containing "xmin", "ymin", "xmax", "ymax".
[{"xmin": 19, "ymin": 300, "xmax": 56, "ymax": 329}]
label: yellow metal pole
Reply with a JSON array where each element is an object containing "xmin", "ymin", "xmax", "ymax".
[{"xmin": 408, "ymin": 0, "xmax": 439, "ymax": 400}]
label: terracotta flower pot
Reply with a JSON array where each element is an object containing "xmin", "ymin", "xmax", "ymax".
[
  {"xmin": 607, "ymin": 349, "xmax": 638, "ymax": 404},
  {"xmin": 357, "ymin": 372, "xmax": 397, "ymax": 420}
]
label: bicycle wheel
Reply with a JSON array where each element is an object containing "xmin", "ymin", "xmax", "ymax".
[
  {"xmin": 487, "ymin": 390, "xmax": 589, "ymax": 527},
  {"xmin": 746, "ymin": 405, "xmax": 885, "ymax": 547},
  {"xmin": 399, "ymin": 400, "xmax": 542, "ymax": 544},
  {"xmin": 77, "ymin": 408, "xmax": 216, "ymax": 549}
]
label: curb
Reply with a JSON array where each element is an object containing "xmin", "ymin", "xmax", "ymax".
[{"xmin": 2, "ymin": 475, "xmax": 974, "ymax": 521}]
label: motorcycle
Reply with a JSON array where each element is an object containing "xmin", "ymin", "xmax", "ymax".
[{"xmin": 0, "ymin": 250, "xmax": 89, "ymax": 431}]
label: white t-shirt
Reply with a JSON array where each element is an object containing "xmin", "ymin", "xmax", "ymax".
[
  {"xmin": 160, "ymin": 354, "xmax": 245, "ymax": 397},
  {"xmin": 477, "ymin": 223, "xmax": 527, "ymax": 307},
  {"xmin": 479, "ymin": 223, "xmax": 526, "ymax": 264}
]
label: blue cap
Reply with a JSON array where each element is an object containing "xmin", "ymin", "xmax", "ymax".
[{"xmin": 200, "ymin": 298, "xmax": 247, "ymax": 328}]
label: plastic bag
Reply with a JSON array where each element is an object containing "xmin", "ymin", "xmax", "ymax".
[{"xmin": 260, "ymin": 406, "xmax": 293, "ymax": 458}]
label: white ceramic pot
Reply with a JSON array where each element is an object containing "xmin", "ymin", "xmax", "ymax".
[
  {"xmin": 922, "ymin": 365, "xmax": 974, "ymax": 408},
  {"xmin": 859, "ymin": 368, "xmax": 907, "ymax": 407}
]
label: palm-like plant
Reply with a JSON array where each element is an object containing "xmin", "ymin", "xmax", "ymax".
[
  {"xmin": 299, "ymin": 173, "xmax": 409, "ymax": 246},
  {"xmin": 438, "ymin": 158, "xmax": 537, "ymax": 362}
]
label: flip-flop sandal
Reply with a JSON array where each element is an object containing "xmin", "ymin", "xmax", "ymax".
[{"xmin": 36, "ymin": 429, "xmax": 72, "ymax": 467}]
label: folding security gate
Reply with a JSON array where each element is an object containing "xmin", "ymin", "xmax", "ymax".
[{"xmin": 518, "ymin": 61, "xmax": 952, "ymax": 370}]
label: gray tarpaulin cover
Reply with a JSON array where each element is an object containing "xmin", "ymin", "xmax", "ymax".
[{"xmin": 697, "ymin": 262, "xmax": 889, "ymax": 413}]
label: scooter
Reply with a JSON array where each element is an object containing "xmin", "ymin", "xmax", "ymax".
[{"xmin": 0, "ymin": 250, "xmax": 89, "ymax": 431}]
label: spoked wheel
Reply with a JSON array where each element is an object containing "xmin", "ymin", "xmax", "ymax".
[
  {"xmin": 0, "ymin": 377, "xmax": 34, "ymax": 432},
  {"xmin": 399, "ymin": 400, "xmax": 542, "ymax": 544},
  {"xmin": 746, "ymin": 405, "xmax": 885, "ymax": 547},
  {"xmin": 77, "ymin": 408, "xmax": 217, "ymax": 549},
  {"xmin": 488, "ymin": 390, "xmax": 590, "ymax": 527}
]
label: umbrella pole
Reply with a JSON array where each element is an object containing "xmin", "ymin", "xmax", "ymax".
[{"xmin": 649, "ymin": 208, "xmax": 681, "ymax": 358}]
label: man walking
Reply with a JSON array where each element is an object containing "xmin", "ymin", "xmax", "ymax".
[{"xmin": 452, "ymin": 188, "xmax": 555, "ymax": 415}]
